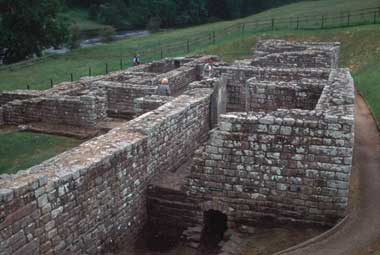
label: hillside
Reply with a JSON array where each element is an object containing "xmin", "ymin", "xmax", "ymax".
[{"xmin": 0, "ymin": 0, "xmax": 379, "ymax": 125}]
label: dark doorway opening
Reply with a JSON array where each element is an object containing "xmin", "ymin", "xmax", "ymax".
[
  {"xmin": 174, "ymin": 60, "xmax": 181, "ymax": 68},
  {"xmin": 200, "ymin": 210, "xmax": 228, "ymax": 252}
]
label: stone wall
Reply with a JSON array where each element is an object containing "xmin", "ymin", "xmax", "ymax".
[
  {"xmin": 95, "ymin": 82, "xmax": 157, "ymax": 119},
  {"xmin": 154, "ymin": 66, "xmax": 200, "ymax": 96},
  {"xmin": 0, "ymin": 90, "xmax": 45, "ymax": 106},
  {"xmin": 252, "ymin": 40, "xmax": 340, "ymax": 69},
  {"xmin": 0, "ymin": 87, "xmax": 214, "ymax": 255},
  {"xmin": 215, "ymin": 66, "xmax": 331, "ymax": 112},
  {"xmin": 187, "ymin": 69, "xmax": 355, "ymax": 226},
  {"xmin": 247, "ymin": 79, "xmax": 325, "ymax": 112},
  {"xmin": 2, "ymin": 95, "xmax": 107, "ymax": 128},
  {"xmin": 133, "ymin": 95, "xmax": 174, "ymax": 117}
]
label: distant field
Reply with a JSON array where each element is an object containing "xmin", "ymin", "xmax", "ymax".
[
  {"xmin": 0, "ymin": 131, "xmax": 82, "ymax": 174},
  {"xmin": 0, "ymin": 0, "xmax": 379, "ymax": 125}
]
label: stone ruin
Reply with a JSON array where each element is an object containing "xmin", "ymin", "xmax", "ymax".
[{"xmin": 0, "ymin": 40, "xmax": 355, "ymax": 255}]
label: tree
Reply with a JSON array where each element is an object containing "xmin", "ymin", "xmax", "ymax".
[{"xmin": 0, "ymin": 0, "xmax": 69, "ymax": 64}]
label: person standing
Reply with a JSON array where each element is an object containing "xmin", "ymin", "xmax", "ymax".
[{"xmin": 157, "ymin": 78, "xmax": 171, "ymax": 96}]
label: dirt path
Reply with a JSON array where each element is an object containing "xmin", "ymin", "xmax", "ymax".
[{"xmin": 277, "ymin": 94, "xmax": 380, "ymax": 255}]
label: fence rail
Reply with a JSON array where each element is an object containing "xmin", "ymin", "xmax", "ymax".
[{"xmin": 2, "ymin": 6, "xmax": 380, "ymax": 90}]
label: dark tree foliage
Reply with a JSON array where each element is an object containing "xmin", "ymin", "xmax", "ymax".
[
  {"xmin": 0, "ymin": 0, "xmax": 69, "ymax": 64},
  {"xmin": 65, "ymin": 0, "xmax": 308, "ymax": 30}
]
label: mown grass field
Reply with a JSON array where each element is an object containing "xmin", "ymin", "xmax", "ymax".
[{"xmin": 0, "ymin": 131, "xmax": 82, "ymax": 174}]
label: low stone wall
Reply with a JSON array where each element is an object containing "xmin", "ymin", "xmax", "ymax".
[
  {"xmin": 2, "ymin": 95, "xmax": 107, "ymax": 127},
  {"xmin": 0, "ymin": 90, "xmax": 45, "ymax": 106},
  {"xmin": 155, "ymin": 66, "xmax": 200, "ymax": 96},
  {"xmin": 247, "ymin": 79, "xmax": 325, "ymax": 112},
  {"xmin": 0, "ymin": 87, "xmax": 214, "ymax": 255},
  {"xmin": 252, "ymin": 40, "xmax": 340, "ymax": 69},
  {"xmin": 98, "ymin": 82, "xmax": 158, "ymax": 119},
  {"xmin": 215, "ymin": 66, "xmax": 331, "ymax": 112},
  {"xmin": 133, "ymin": 95, "xmax": 174, "ymax": 117},
  {"xmin": 187, "ymin": 69, "xmax": 355, "ymax": 226}
]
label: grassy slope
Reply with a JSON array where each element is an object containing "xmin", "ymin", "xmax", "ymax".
[
  {"xmin": 0, "ymin": 1, "xmax": 378, "ymax": 111},
  {"xmin": 0, "ymin": 131, "xmax": 82, "ymax": 174},
  {"xmin": 0, "ymin": 0, "xmax": 378, "ymax": 91}
]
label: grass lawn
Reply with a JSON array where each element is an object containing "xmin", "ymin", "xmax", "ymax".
[
  {"xmin": 0, "ymin": 131, "xmax": 82, "ymax": 174},
  {"xmin": 0, "ymin": 0, "xmax": 378, "ymax": 121}
]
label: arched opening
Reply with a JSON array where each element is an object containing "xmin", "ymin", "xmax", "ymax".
[{"xmin": 200, "ymin": 210, "xmax": 228, "ymax": 251}]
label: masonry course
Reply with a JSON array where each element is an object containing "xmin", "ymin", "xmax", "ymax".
[{"xmin": 0, "ymin": 40, "xmax": 355, "ymax": 254}]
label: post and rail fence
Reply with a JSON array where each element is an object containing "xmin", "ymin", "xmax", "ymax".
[{"xmin": 1, "ymin": 6, "xmax": 379, "ymax": 90}]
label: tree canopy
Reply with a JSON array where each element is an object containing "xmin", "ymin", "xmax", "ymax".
[
  {"xmin": 0, "ymin": 0, "xmax": 69, "ymax": 64},
  {"xmin": 66, "ymin": 0, "xmax": 307, "ymax": 30}
]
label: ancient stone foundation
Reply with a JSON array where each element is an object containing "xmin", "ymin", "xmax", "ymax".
[{"xmin": 0, "ymin": 40, "xmax": 355, "ymax": 255}]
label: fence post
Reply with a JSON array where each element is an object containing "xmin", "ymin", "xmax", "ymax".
[
  {"xmin": 89, "ymin": 67, "xmax": 92, "ymax": 77},
  {"xmin": 374, "ymin": 11, "xmax": 377, "ymax": 24},
  {"xmin": 187, "ymin": 39, "xmax": 190, "ymax": 53},
  {"xmin": 271, "ymin": 18, "xmax": 275, "ymax": 30},
  {"xmin": 70, "ymin": 73, "xmax": 73, "ymax": 82},
  {"xmin": 120, "ymin": 58, "xmax": 123, "ymax": 70},
  {"xmin": 296, "ymin": 17, "xmax": 300, "ymax": 30},
  {"xmin": 212, "ymin": 31, "xmax": 216, "ymax": 44},
  {"xmin": 347, "ymin": 13, "xmax": 351, "ymax": 26},
  {"xmin": 50, "ymin": 79, "xmax": 53, "ymax": 88},
  {"xmin": 105, "ymin": 63, "xmax": 108, "ymax": 74},
  {"xmin": 27, "ymin": 84, "xmax": 30, "ymax": 90},
  {"xmin": 321, "ymin": 16, "xmax": 325, "ymax": 29},
  {"xmin": 160, "ymin": 48, "xmax": 163, "ymax": 59}
]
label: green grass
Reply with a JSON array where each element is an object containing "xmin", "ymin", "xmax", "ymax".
[
  {"xmin": 0, "ymin": 131, "xmax": 82, "ymax": 174},
  {"xmin": 0, "ymin": 0, "xmax": 379, "ymax": 124}
]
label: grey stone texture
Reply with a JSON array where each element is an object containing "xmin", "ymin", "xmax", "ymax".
[
  {"xmin": 187, "ymin": 41, "xmax": 355, "ymax": 227},
  {"xmin": 0, "ymin": 40, "xmax": 355, "ymax": 254},
  {"xmin": 133, "ymin": 95, "xmax": 174, "ymax": 117},
  {"xmin": 0, "ymin": 86, "xmax": 217, "ymax": 255},
  {"xmin": 0, "ymin": 56, "xmax": 216, "ymax": 127},
  {"xmin": 251, "ymin": 40, "xmax": 340, "ymax": 68}
]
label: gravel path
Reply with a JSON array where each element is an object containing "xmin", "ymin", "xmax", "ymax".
[{"xmin": 277, "ymin": 94, "xmax": 380, "ymax": 255}]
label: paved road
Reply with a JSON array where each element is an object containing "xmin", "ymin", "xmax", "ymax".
[{"xmin": 277, "ymin": 95, "xmax": 380, "ymax": 255}]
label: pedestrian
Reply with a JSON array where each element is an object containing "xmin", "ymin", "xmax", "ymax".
[
  {"xmin": 133, "ymin": 54, "xmax": 141, "ymax": 66},
  {"xmin": 157, "ymin": 78, "xmax": 171, "ymax": 96},
  {"xmin": 203, "ymin": 58, "xmax": 214, "ymax": 78}
]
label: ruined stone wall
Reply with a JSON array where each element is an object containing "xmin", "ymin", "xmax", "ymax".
[
  {"xmin": 133, "ymin": 95, "xmax": 174, "ymax": 117},
  {"xmin": 247, "ymin": 79, "xmax": 325, "ymax": 112},
  {"xmin": 155, "ymin": 66, "xmax": 200, "ymax": 96},
  {"xmin": 0, "ymin": 87, "xmax": 213, "ymax": 255},
  {"xmin": 99, "ymin": 82, "xmax": 157, "ymax": 119},
  {"xmin": 215, "ymin": 66, "xmax": 330, "ymax": 112},
  {"xmin": 252, "ymin": 40, "xmax": 340, "ymax": 69},
  {"xmin": 187, "ymin": 69, "xmax": 355, "ymax": 226},
  {"xmin": 0, "ymin": 90, "xmax": 45, "ymax": 106},
  {"xmin": 2, "ymin": 95, "xmax": 107, "ymax": 127}
]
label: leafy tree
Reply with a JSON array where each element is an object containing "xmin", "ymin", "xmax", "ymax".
[{"xmin": 0, "ymin": 0, "xmax": 70, "ymax": 64}]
